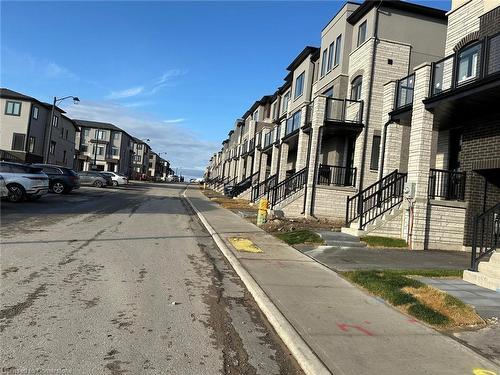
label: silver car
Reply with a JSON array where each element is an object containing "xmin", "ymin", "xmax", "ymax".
[{"xmin": 0, "ymin": 162, "xmax": 49, "ymax": 202}]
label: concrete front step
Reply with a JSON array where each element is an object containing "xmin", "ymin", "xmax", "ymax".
[
  {"xmin": 463, "ymin": 269, "xmax": 500, "ymax": 292},
  {"xmin": 478, "ymin": 260, "xmax": 500, "ymax": 279},
  {"xmin": 489, "ymin": 251, "xmax": 500, "ymax": 265},
  {"xmin": 317, "ymin": 231, "xmax": 367, "ymax": 248}
]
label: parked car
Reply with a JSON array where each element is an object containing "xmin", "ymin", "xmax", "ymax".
[
  {"xmin": 32, "ymin": 164, "xmax": 80, "ymax": 194},
  {"xmin": 0, "ymin": 175, "xmax": 8, "ymax": 198},
  {"xmin": 77, "ymin": 171, "xmax": 113, "ymax": 188},
  {"xmin": 100, "ymin": 171, "xmax": 128, "ymax": 186},
  {"xmin": 0, "ymin": 162, "xmax": 49, "ymax": 202}
]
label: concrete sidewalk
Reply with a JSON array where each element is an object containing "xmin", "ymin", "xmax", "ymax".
[{"xmin": 185, "ymin": 186, "xmax": 499, "ymax": 375}]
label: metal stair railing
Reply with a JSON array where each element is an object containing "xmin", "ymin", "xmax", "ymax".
[
  {"xmin": 470, "ymin": 202, "xmax": 500, "ymax": 271},
  {"xmin": 346, "ymin": 169, "xmax": 407, "ymax": 230},
  {"xmin": 269, "ymin": 167, "xmax": 308, "ymax": 209},
  {"xmin": 251, "ymin": 174, "xmax": 277, "ymax": 202},
  {"xmin": 228, "ymin": 172, "xmax": 259, "ymax": 198}
]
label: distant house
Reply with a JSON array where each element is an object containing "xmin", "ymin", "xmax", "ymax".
[
  {"xmin": 73, "ymin": 119, "xmax": 134, "ymax": 176},
  {"xmin": 0, "ymin": 88, "xmax": 79, "ymax": 168},
  {"xmin": 132, "ymin": 137, "xmax": 151, "ymax": 179}
]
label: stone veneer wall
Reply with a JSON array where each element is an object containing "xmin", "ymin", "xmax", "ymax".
[{"xmin": 311, "ymin": 186, "xmax": 356, "ymax": 220}]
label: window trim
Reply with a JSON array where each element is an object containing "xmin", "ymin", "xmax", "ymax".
[
  {"xmin": 370, "ymin": 134, "xmax": 381, "ymax": 171},
  {"xmin": 28, "ymin": 136, "xmax": 36, "ymax": 153},
  {"xmin": 5, "ymin": 101, "xmax": 22, "ymax": 116},
  {"xmin": 294, "ymin": 72, "xmax": 305, "ymax": 99},
  {"xmin": 357, "ymin": 21, "xmax": 367, "ymax": 47},
  {"xmin": 49, "ymin": 141, "xmax": 56, "ymax": 155},
  {"xmin": 334, "ymin": 34, "xmax": 342, "ymax": 66},
  {"xmin": 32, "ymin": 106, "xmax": 39, "ymax": 120},
  {"xmin": 281, "ymin": 91, "xmax": 291, "ymax": 114},
  {"xmin": 327, "ymin": 42, "xmax": 335, "ymax": 72},
  {"xmin": 320, "ymin": 49, "xmax": 328, "ymax": 77},
  {"xmin": 351, "ymin": 76, "xmax": 363, "ymax": 101}
]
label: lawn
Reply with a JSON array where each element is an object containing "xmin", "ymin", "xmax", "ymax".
[
  {"xmin": 342, "ymin": 269, "xmax": 483, "ymax": 329},
  {"xmin": 276, "ymin": 230, "xmax": 325, "ymax": 245},
  {"xmin": 361, "ymin": 235, "xmax": 407, "ymax": 248}
]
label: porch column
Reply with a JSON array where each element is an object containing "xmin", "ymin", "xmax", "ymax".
[
  {"xmin": 258, "ymin": 152, "xmax": 267, "ymax": 181},
  {"xmin": 237, "ymin": 155, "xmax": 245, "ymax": 182},
  {"xmin": 295, "ymin": 108, "xmax": 310, "ymax": 170},
  {"xmin": 380, "ymin": 80, "xmax": 403, "ymax": 179},
  {"xmin": 277, "ymin": 143, "xmax": 289, "ymax": 182},
  {"xmin": 305, "ymin": 96, "xmax": 326, "ymax": 218},
  {"xmin": 406, "ymin": 63, "xmax": 434, "ymax": 250}
]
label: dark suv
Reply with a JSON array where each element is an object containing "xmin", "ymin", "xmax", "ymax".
[{"xmin": 32, "ymin": 164, "xmax": 80, "ymax": 194}]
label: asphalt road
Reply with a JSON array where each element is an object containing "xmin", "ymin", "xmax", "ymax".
[{"xmin": 0, "ymin": 183, "xmax": 302, "ymax": 375}]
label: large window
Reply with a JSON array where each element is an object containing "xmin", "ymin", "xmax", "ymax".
[
  {"xmin": 457, "ymin": 43, "xmax": 481, "ymax": 83},
  {"xmin": 370, "ymin": 135, "xmax": 381, "ymax": 170},
  {"xmin": 252, "ymin": 109, "xmax": 259, "ymax": 121},
  {"xmin": 83, "ymin": 128, "xmax": 90, "ymax": 138},
  {"xmin": 323, "ymin": 87, "xmax": 334, "ymax": 98},
  {"xmin": 281, "ymin": 91, "xmax": 290, "ymax": 114},
  {"xmin": 327, "ymin": 42, "xmax": 335, "ymax": 71},
  {"xmin": 294, "ymin": 72, "xmax": 305, "ymax": 99},
  {"xmin": 357, "ymin": 21, "xmax": 367, "ymax": 47},
  {"xmin": 111, "ymin": 147, "xmax": 119, "ymax": 156},
  {"xmin": 93, "ymin": 145, "xmax": 104, "ymax": 155},
  {"xmin": 5, "ymin": 101, "xmax": 21, "ymax": 116},
  {"xmin": 285, "ymin": 110, "xmax": 302, "ymax": 135},
  {"xmin": 12, "ymin": 133, "xmax": 25, "ymax": 151},
  {"xmin": 271, "ymin": 102, "xmax": 278, "ymax": 120},
  {"xmin": 320, "ymin": 49, "xmax": 328, "ymax": 77},
  {"xmin": 351, "ymin": 76, "xmax": 363, "ymax": 100},
  {"xmin": 334, "ymin": 34, "xmax": 342, "ymax": 65}
]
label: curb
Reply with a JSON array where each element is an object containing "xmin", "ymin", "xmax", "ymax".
[{"xmin": 182, "ymin": 187, "xmax": 332, "ymax": 375}]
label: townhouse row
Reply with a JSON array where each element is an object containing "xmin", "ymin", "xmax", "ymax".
[
  {"xmin": 0, "ymin": 88, "xmax": 173, "ymax": 180},
  {"xmin": 206, "ymin": 0, "xmax": 500, "ymax": 287}
]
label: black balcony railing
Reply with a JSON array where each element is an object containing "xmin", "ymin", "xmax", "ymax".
[
  {"xmin": 325, "ymin": 98, "xmax": 363, "ymax": 124},
  {"xmin": 251, "ymin": 174, "xmax": 277, "ymax": 202},
  {"xmin": 346, "ymin": 169, "xmax": 407, "ymax": 230},
  {"xmin": 428, "ymin": 169, "xmax": 466, "ymax": 201},
  {"xmin": 430, "ymin": 33, "xmax": 500, "ymax": 97},
  {"xmin": 394, "ymin": 73, "xmax": 415, "ymax": 109},
  {"xmin": 470, "ymin": 202, "xmax": 500, "ymax": 271},
  {"xmin": 317, "ymin": 164, "xmax": 356, "ymax": 187}
]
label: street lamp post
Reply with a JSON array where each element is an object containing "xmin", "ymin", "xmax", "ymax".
[{"xmin": 44, "ymin": 95, "xmax": 80, "ymax": 163}]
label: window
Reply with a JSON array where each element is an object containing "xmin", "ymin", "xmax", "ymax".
[
  {"xmin": 32, "ymin": 106, "xmax": 39, "ymax": 119},
  {"xmin": 327, "ymin": 42, "xmax": 335, "ymax": 71},
  {"xmin": 81, "ymin": 145, "xmax": 88, "ymax": 152},
  {"xmin": 95, "ymin": 129, "xmax": 106, "ymax": 140},
  {"xmin": 285, "ymin": 110, "xmax": 302, "ymax": 135},
  {"xmin": 92, "ymin": 145, "xmax": 105, "ymax": 155},
  {"xmin": 252, "ymin": 109, "xmax": 259, "ymax": 121},
  {"xmin": 65, "ymin": 129, "xmax": 69, "ymax": 140},
  {"xmin": 271, "ymin": 102, "xmax": 278, "ymax": 120},
  {"xmin": 370, "ymin": 135, "xmax": 381, "ymax": 170},
  {"xmin": 28, "ymin": 136, "xmax": 35, "ymax": 153},
  {"xmin": 137, "ymin": 144, "xmax": 143, "ymax": 150},
  {"xmin": 294, "ymin": 72, "xmax": 304, "ymax": 99},
  {"xmin": 281, "ymin": 91, "xmax": 290, "ymax": 114},
  {"xmin": 320, "ymin": 49, "xmax": 328, "ymax": 77},
  {"xmin": 61, "ymin": 128, "xmax": 65, "ymax": 138},
  {"xmin": 351, "ymin": 76, "xmax": 363, "ymax": 101},
  {"xmin": 12, "ymin": 133, "xmax": 25, "ymax": 151},
  {"xmin": 334, "ymin": 34, "xmax": 342, "ymax": 65},
  {"xmin": 52, "ymin": 115, "xmax": 59, "ymax": 128},
  {"xmin": 457, "ymin": 43, "xmax": 481, "ymax": 83},
  {"xmin": 323, "ymin": 87, "xmax": 334, "ymax": 98},
  {"xmin": 111, "ymin": 147, "xmax": 119, "ymax": 156},
  {"xmin": 113, "ymin": 132, "xmax": 120, "ymax": 140},
  {"xmin": 50, "ymin": 141, "xmax": 56, "ymax": 155},
  {"xmin": 5, "ymin": 101, "xmax": 21, "ymax": 116},
  {"xmin": 83, "ymin": 128, "xmax": 90, "ymax": 138},
  {"xmin": 357, "ymin": 21, "xmax": 367, "ymax": 46},
  {"xmin": 63, "ymin": 150, "xmax": 67, "ymax": 164}
]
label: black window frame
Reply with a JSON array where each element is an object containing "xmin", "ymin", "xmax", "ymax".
[
  {"xmin": 351, "ymin": 76, "xmax": 363, "ymax": 101},
  {"xmin": 11, "ymin": 133, "xmax": 26, "ymax": 151},
  {"xmin": 5, "ymin": 101, "xmax": 22, "ymax": 116},
  {"xmin": 370, "ymin": 134, "xmax": 381, "ymax": 171}
]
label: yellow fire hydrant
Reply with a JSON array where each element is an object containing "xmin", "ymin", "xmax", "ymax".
[{"xmin": 256, "ymin": 198, "xmax": 269, "ymax": 226}]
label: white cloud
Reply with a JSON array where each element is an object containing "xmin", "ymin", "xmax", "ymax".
[
  {"xmin": 64, "ymin": 101, "xmax": 216, "ymax": 178},
  {"xmin": 106, "ymin": 86, "xmax": 144, "ymax": 100},
  {"xmin": 44, "ymin": 62, "xmax": 78, "ymax": 80},
  {"xmin": 163, "ymin": 118, "xmax": 186, "ymax": 124}
]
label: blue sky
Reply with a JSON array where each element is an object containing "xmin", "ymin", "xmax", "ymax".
[{"xmin": 1, "ymin": 0, "xmax": 450, "ymax": 177}]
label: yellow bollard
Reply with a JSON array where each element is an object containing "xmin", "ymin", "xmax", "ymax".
[{"xmin": 256, "ymin": 198, "xmax": 269, "ymax": 226}]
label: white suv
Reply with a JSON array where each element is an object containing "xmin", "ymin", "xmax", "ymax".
[{"xmin": 0, "ymin": 162, "xmax": 49, "ymax": 202}]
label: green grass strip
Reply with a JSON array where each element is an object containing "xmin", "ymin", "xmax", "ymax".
[{"xmin": 276, "ymin": 230, "xmax": 324, "ymax": 245}]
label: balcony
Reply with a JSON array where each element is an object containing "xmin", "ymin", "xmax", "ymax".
[
  {"xmin": 394, "ymin": 73, "xmax": 415, "ymax": 110},
  {"xmin": 324, "ymin": 98, "xmax": 363, "ymax": 128},
  {"xmin": 428, "ymin": 169, "xmax": 466, "ymax": 201},
  {"xmin": 317, "ymin": 164, "xmax": 356, "ymax": 187},
  {"xmin": 284, "ymin": 110, "xmax": 302, "ymax": 137}
]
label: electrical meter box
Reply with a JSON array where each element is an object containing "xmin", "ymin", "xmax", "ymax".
[{"xmin": 403, "ymin": 182, "xmax": 415, "ymax": 199}]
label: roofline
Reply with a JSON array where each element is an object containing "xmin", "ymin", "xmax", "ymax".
[
  {"xmin": 321, "ymin": 1, "xmax": 362, "ymax": 32},
  {"xmin": 0, "ymin": 89, "xmax": 65, "ymax": 113},
  {"xmin": 73, "ymin": 119, "xmax": 134, "ymax": 139},
  {"xmin": 347, "ymin": 0, "xmax": 447, "ymax": 24},
  {"xmin": 286, "ymin": 46, "xmax": 320, "ymax": 72}
]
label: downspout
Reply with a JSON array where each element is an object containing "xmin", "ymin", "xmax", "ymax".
[
  {"xmin": 25, "ymin": 103, "xmax": 33, "ymax": 162},
  {"xmin": 301, "ymin": 126, "xmax": 313, "ymax": 215},
  {"xmin": 379, "ymin": 119, "xmax": 391, "ymax": 180},
  {"xmin": 358, "ymin": 2, "xmax": 382, "ymax": 192}
]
